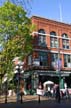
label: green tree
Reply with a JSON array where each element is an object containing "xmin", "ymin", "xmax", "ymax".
[{"xmin": 0, "ymin": 1, "xmax": 33, "ymax": 81}]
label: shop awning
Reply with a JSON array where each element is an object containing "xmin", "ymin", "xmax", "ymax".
[{"xmin": 35, "ymin": 70, "xmax": 71, "ymax": 77}]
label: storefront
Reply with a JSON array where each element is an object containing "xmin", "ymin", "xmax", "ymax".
[{"xmin": 24, "ymin": 70, "xmax": 71, "ymax": 93}]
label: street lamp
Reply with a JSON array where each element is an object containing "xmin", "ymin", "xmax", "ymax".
[
  {"xmin": 56, "ymin": 58, "xmax": 62, "ymax": 88},
  {"xmin": 0, "ymin": 73, "xmax": 3, "ymax": 94},
  {"xmin": 13, "ymin": 57, "xmax": 24, "ymax": 103},
  {"xmin": 3, "ymin": 73, "xmax": 8, "ymax": 103},
  {"xmin": 56, "ymin": 36, "xmax": 62, "ymax": 89}
]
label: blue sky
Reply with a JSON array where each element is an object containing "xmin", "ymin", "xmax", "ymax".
[
  {"xmin": 0, "ymin": 0, "xmax": 71, "ymax": 24},
  {"xmin": 31, "ymin": 0, "xmax": 71, "ymax": 24}
]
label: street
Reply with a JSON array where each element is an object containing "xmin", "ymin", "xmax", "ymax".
[
  {"xmin": 0, "ymin": 95, "xmax": 71, "ymax": 108},
  {"xmin": 0, "ymin": 99, "xmax": 71, "ymax": 108}
]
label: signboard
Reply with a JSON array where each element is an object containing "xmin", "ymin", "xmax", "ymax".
[{"xmin": 36, "ymin": 89, "xmax": 44, "ymax": 96}]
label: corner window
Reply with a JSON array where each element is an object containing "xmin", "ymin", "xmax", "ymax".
[{"xmin": 38, "ymin": 29, "xmax": 46, "ymax": 47}]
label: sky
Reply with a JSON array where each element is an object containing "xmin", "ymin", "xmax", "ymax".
[
  {"xmin": 31, "ymin": 0, "xmax": 71, "ymax": 24},
  {"xmin": 0, "ymin": 0, "xmax": 71, "ymax": 24},
  {"xmin": 0, "ymin": 0, "xmax": 71, "ymax": 51}
]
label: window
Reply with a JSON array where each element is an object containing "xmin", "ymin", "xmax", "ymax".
[
  {"xmin": 38, "ymin": 52, "xmax": 48, "ymax": 66},
  {"xmin": 64, "ymin": 54, "xmax": 71, "ymax": 67},
  {"xmin": 38, "ymin": 29, "xmax": 46, "ymax": 47},
  {"xmin": 51, "ymin": 53, "xmax": 58, "ymax": 62},
  {"xmin": 62, "ymin": 33, "xmax": 69, "ymax": 49},
  {"xmin": 28, "ymin": 55, "xmax": 32, "ymax": 65},
  {"xmin": 51, "ymin": 53, "xmax": 58, "ymax": 68},
  {"xmin": 50, "ymin": 31, "xmax": 58, "ymax": 48}
]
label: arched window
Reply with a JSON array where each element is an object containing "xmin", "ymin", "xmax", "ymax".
[
  {"xmin": 38, "ymin": 29, "xmax": 46, "ymax": 47},
  {"xmin": 62, "ymin": 33, "xmax": 69, "ymax": 49},
  {"xmin": 50, "ymin": 31, "xmax": 58, "ymax": 48}
]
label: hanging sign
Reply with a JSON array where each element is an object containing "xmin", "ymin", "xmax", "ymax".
[{"xmin": 36, "ymin": 89, "xmax": 44, "ymax": 96}]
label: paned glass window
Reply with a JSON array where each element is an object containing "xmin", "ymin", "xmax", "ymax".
[
  {"xmin": 64, "ymin": 54, "xmax": 71, "ymax": 67},
  {"xmin": 38, "ymin": 29, "xmax": 46, "ymax": 47},
  {"xmin": 38, "ymin": 51, "xmax": 48, "ymax": 66},
  {"xmin": 62, "ymin": 33, "xmax": 69, "ymax": 49},
  {"xmin": 50, "ymin": 31, "xmax": 58, "ymax": 48},
  {"xmin": 51, "ymin": 53, "xmax": 58, "ymax": 68},
  {"xmin": 28, "ymin": 55, "xmax": 32, "ymax": 65}
]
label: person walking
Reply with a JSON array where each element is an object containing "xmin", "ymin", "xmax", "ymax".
[
  {"xmin": 64, "ymin": 82, "xmax": 70, "ymax": 99},
  {"xmin": 38, "ymin": 82, "xmax": 43, "ymax": 89},
  {"xmin": 55, "ymin": 85, "xmax": 61, "ymax": 103},
  {"xmin": 38, "ymin": 82, "xmax": 43, "ymax": 103}
]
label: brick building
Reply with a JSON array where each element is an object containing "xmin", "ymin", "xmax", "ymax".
[{"xmin": 24, "ymin": 16, "xmax": 71, "ymax": 90}]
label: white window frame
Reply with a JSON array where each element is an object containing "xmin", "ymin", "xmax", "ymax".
[
  {"xmin": 62, "ymin": 33, "xmax": 69, "ymax": 49},
  {"xmin": 64, "ymin": 54, "xmax": 71, "ymax": 67}
]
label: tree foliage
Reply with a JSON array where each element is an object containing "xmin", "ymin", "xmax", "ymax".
[{"xmin": 0, "ymin": 1, "xmax": 33, "ymax": 80}]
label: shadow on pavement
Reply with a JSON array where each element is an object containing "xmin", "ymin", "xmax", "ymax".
[{"xmin": 0, "ymin": 99, "xmax": 71, "ymax": 108}]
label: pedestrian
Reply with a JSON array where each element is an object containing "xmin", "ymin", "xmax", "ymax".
[
  {"xmin": 52, "ymin": 84, "xmax": 56, "ymax": 98},
  {"xmin": 65, "ymin": 88, "xmax": 70, "ymax": 99},
  {"xmin": 47, "ymin": 86, "xmax": 51, "ymax": 97},
  {"xmin": 64, "ymin": 82, "xmax": 70, "ymax": 99},
  {"xmin": 55, "ymin": 85, "xmax": 61, "ymax": 103},
  {"xmin": 38, "ymin": 82, "xmax": 43, "ymax": 89},
  {"xmin": 38, "ymin": 82, "xmax": 43, "ymax": 103},
  {"xmin": 28, "ymin": 84, "xmax": 32, "ymax": 94}
]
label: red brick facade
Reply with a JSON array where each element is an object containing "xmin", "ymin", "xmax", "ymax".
[
  {"xmin": 24, "ymin": 16, "xmax": 71, "ymax": 90},
  {"xmin": 31, "ymin": 16, "xmax": 71, "ymax": 71}
]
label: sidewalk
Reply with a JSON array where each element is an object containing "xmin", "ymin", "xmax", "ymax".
[{"xmin": 0, "ymin": 95, "xmax": 50, "ymax": 103}]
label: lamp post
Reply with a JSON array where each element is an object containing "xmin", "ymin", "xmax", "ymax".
[
  {"xmin": 56, "ymin": 58, "xmax": 62, "ymax": 88},
  {"xmin": 13, "ymin": 57, "xmax": 24, "ymax": 103},
  {"xmin": 0, "ymin": 73, "xmax": 3, "ymax": 94},
  {"xmin": 0, "ymin": 56, "xmax": 3, "ymax": 95},
  {"xmin": 3, "ymin": 74, "xmax": 8, "ymax": 103},
  {"xmin": 56, "ymin": 36, "xmax": 62, "ymax": 89}
]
